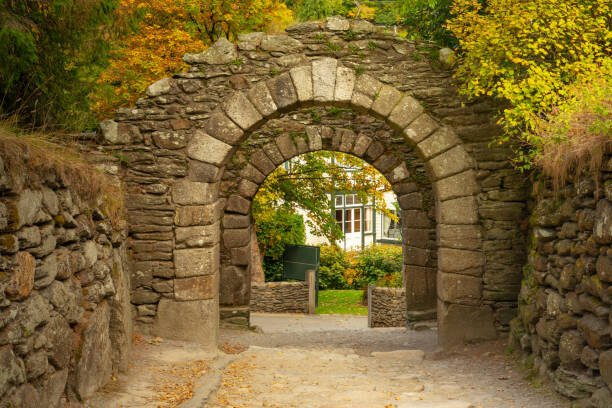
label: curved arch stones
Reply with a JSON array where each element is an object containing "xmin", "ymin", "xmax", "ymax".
[
  {"xmin": 102, "ymin": 22, "xmax": 527, "ymax": 349},
  {"xmin": 170, "ymin": 57, "xmax": 493, "ymax": 348}
]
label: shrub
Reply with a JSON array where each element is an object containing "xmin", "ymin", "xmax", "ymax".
[
  {"xmin": 318, "ymin": 245, "xmax": 350, "ymax": 289},
  {"xmin": 354, "ymin": 244, "xmax": 403, "ymax": 288}
]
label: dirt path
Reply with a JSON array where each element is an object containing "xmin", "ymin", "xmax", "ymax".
[{"xmin": 88, "ymin": 313, "xmax": 569, "ymax": 408}]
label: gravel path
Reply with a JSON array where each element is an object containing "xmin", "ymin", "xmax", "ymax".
[{"xmin": 210, "ymin": 313, "xmax": 570, "ymax": 408}]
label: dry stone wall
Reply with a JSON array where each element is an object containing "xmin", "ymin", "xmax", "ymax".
[
  {"xmin": 96, "ymin": 16, "xmax": 528, "ymax": 347},
  {"xmin": 250, "ymin": 282, "xmax": 309, "ymax": 313},
  {"xmin": 368, "ymin": 286, "xmax": 407, "ymax": 327},
  {"xmin": 0, "ymin": 157, "xmax": 131, "ymax": 406},
  {"xmin": 510, "ymin": 152, "xmax": 612, "ymax": 406}
]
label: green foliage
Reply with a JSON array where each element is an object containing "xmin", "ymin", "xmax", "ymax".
[
  {"xmin": 447, "ymin": 0, "xmax": 611, "ymax": 171},
  {"xmin": 0, "ymin": 0, "xmax": 119, "ymax": 129},
  {"xmin": 254, "ymin": 207, "xmax": 305, "ymax": 260},
  {"xmin": 318, "ymin": 244, "xmax": 403, "ymax": 289},
  {"xmin": 319, "ymin": 245, "xmax": 350, "ymax": 290},
  {"xmin": 374, "ymin": 0, "xmax": 456, "ymax": 47},
  {"xmin": 316, "ymin": 290, "xmax": 367, "ymax": 315},
  {"xmin": 354, "ymin": 244, "xmax": 403, "ymax": 288},
  {"xmin": 253, "ymin": 150, "xmax": 393, "ymax": 246},
  {"xmin": 294, "ymin": 0, "xmax": 345, "ymax": 21},
  {"xmin": 262, "ymin": 257, "xmax": 284, "ymax": 282}
]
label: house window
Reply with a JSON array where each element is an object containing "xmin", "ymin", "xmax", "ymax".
[
  {"xmin": 344, "ymin": 194, "xmax": 361, "ymax": 206},
  {"xmin": 335, "ymin": 209, "xmax": 343, "ymax": 229},
  {"xmin": 354, "ymin": 208, "xmax": 361, "ymax": 233},
  {"xmin": 335, "ymin": 195, "xmax": 343, "ymax": 207},
  {"xmin": 364, "ymin": 208, "xmax": 372, "ymax": 233},
  {"xmin": 382, "ymin": 210, "xmax": 401, "ymax": 240},
  {"xmin": 344, "ymin": 209, "xmax": 352, "ymax": 233}
]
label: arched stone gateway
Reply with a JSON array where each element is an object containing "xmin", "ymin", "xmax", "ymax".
[{"xmin": 99, "ymin": 17, "xmax": 529, "ymax": 348}]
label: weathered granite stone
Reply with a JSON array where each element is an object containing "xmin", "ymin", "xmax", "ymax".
[
  {"xmin": 438, "ymin": 248, "xmax": 485, "ymax": 276},
  {"xmin": 5, "ymin": 251, "xmax": 35, "ymax": 300},
  {"xmin": 223, "ymin": 92, "xmax": 263, "ymax": 130},
  {"xmin": 71, "ymin": 302, "xmax": 112, "ymax": 400},
  {"xmin": 260, "ymin": 35, "xmax": 303, "ymax": 52},
  {"xmin": 267, "ymin": 73, "xmax": 297, "ymax": 109},
  {"xmin": 0, "ymin": 345, "xmax": 26, "ymax": 397},
  {"xmin": 174, "ymin": 246, "xmax": 219, "ymax": 278},
  {"xmin": 593, "ymin": 199, "xmax": 611, "ymax": 244},
  {"xmin": 175, "ymin": 202, "xmax": 223, "ymax": 227},
  {"xmin": 290, "ymin": 65, "xmax": 313, "ymax": 102},
  {"xmin": 154, "ymin": 298, "xmax": 217, "ymax": 348},
  {"xmin": 186, "ymin": 131, "xmax": 233, "ymax": 165},
  {"xmin": 371, "ymin": 85, "xmax": 402, "ymax": 117},
  {"xmin": 247, "ymin": 81, "xmax": 278, "ymax": 117},
  {"xmin": 42, "ymin": 315, "xmax": 73, "ymax": 369},
  {"xmin": 438, "ymin": 302, "xmax": 497, "ymax": 347},
  {"xmin": 600, "ymin": 350, "xmax": 612, "ymax": 388},
  {"xmin": 172, "ymin": 180, "xmax": 218, "ymax": 205},
  {"xmin": 223, "ymin": 228, "xmax": 251, "ymax": 248},
  {"xmin": 437, "ymin": 272, "xmax": 482, "ymax": 304},
  {"xmin": 427, "ymin": 146, "xmax": 473, "ymax": 180},
  {"xmin": 151, "ymin": 131, "xmax": 188, "ymax": 150},
  {"xmin": 100, "ymin": 120, "xmax": 142, "ymax": 145},
  {"xmin": 418, "ymin": 127, "xmax": 460, "ymax": 159},
  {"xmin": 175, "ymin": 223, "xmax": 220, "ymax": 248},
  {"xmin": 403, "ymin": 114, "xmax": 439, "ymax": 144},
  {"xmin": 204, "ymin": 111, "xmax": 244, "ymax": 145},
  {"xmin": 174, "ymin": 275, "xmax": 216, "ymax": 301},
  {"xmin": 326, "ymin": 16, "xmax": 350, "ymax": 31},
  {"xmin": 334, "ymin": 67, "xmax": 355, "ymax": 102},
  {"xmin": 184, "ymin": 38, "xmax": 237, "ymax": 64},
  {"xmin": 312, "ymin": 58, "xmax": 337, "ymax": 101},
  {"xmin": 388, "ymin": 95, "xmax": 423, "ymax": 129},
  {"xmin": 438, "ymin": 196, "xmax": 479, "ymax": 225}
]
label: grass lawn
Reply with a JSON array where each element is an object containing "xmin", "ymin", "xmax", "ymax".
[{"xmin": 316, "ymin": 290, "xmax": 368, "ymax": 315}]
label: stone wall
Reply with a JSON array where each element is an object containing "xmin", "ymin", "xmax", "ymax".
[
  {"xmin": 97, "ymin": 16, "xmax": 529, "ymax": 347},
  {"xmin": 0, "ymin": 155, "xmax": 131, "ymax": 406},
  {"xmin": 250, "ymin": 282, "xmax": 309, "ymax": 313},
  {"xmin": 368, "ymin": 286, "xmax": 406, "ymax": 327},
  {"xmin": 510, "ymin": 153, "xmax": 612, "ymax": 405}
]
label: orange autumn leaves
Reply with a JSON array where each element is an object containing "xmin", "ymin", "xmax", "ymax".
[{"xmin": 91, "ymin": 0, "xmax": 293, "ymax": 118}]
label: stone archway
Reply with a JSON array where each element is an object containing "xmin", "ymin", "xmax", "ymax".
[
  {"xmin": 99, "ymin": 18, "xmax": 528, "ymax": 350},
  {"xmin": 175, "ymin": 56, "xmax": 491, "ymax": 347}
]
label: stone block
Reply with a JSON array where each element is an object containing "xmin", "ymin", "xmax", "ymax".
[
  {"xmin": 223, "ymin": 214, "xmax": 250, "ymax": 229},
  {"xmin": 223, "ymin": 91, "xmax": 263, "ymax": 130},
  {"xmin": 417, "ymin": 127, "xmax": 460, "ymax": 159},
  {"xmin": 438, "ymin": 196, "xmax": 479, "ymax": 224},
  {"xmin": 305, "ymin": 126, "xmax": 323, "ymax": 151},
  {"xmin": 204, "ymin": 111, "xmax": 244, "ymax": 145},
  {"xmin": 0, "ymin": 345, "xmax": 26, "ymax": 397},
  {"xmin": 261, "ymin": 34, "xmax": 303, "ymax": 52},
  {"xmin": 596, "ymin": 254, "xmax": 612, "ymax": 282},
  {"xmin": 146, "ymin": 77, "xmax": 172, "ymax": 96},
  {"xmin": 174, "ymin": 246, "xmax": 219, "ymax": 278},
  {"xmin": 172, "ymin": 180, "xmax": 218, "ymax": 205},
  {"xmin": 403, "ymin": 114, "xmax": 439, "ymax": 144},
  {"xmin": 437, "ymin": 272, "xmax": 482, "ymax": 305},
  {"xmin": 435, "ymin": 170, "xmax": 479, "ymax": 201},
  {"xmin": 353, "ymin": 74, "xmax": 382, "ymax": 100},
  {"xmin": 312, "ymin": 58, "xmax": 338, "ymax": 101},
  {"xmin": 594, "ymin": 199, "xmax": 612, "ymax": 244},
  {"xmin": 226, "ymin": 195, "xmax": 251, "ymax": 214},
  {"xmin": 151, "ymin": 131, "xmax": 188, "ymax": 150},
  {"xmin": 188, "ymin": 160, "xmax": 222, "ymax": 182},
  {"xmin": 437, "ymin": 301, "xmax": 497, "ymax": 347},
  {"xmin": 238, "ymin": 179, "xmax": 259, "ymax": 198},
  {"xmin": 577, "ymin": 314, "xmax": 611, "ymax": 349},
  {"xmin": 71, "ymin": 302, "xmax": 112, "ymax": 400},
  {"xmin": 186, "ymin": 130, "xmax": 233, "ymax": 165},
  {"xmin": 438, "ymin": 224, "xmax": 482, "ymax": 250},
  {"xmin": 352, "ymin": 134, "xmax": 372, "ymax": 156},
  {"xmin": 334, "ymin": 67, "xmax": 355, "ymax": 102},
  {"xmin": 247, "ymin": 81, "xmax": 277, "ymax": 118},
  {"xmin": 267, "ymin": 73, "xmax": 297, "ymax": 109},
  {"xmin": 5, "ymin": 251, "xmax": 35, "ymax": 300},
  {"xmin": 388, "ymin": 95, "xmax": 423, "ymax": 129},
  {"xmin": 427, "ymin": 145, "xmax": 473, "ymax": 180},
  {"xmin": 371, "ymin": 85, "xmax": 402, "ymax": 117},
  {"xmin": 250, "ymin": 150, "xmax": 276, "ymax": 175},
  {"xmin": 240, "ymin": 163, "xmax": 266, "ymax": 184},
  {"xmin": 154, "ymin": 298, "xmax": 218, "ymax": 348},
  {"xmin": 175, "ymin": 201, "xmax": 223, "ymax": 226},
  {"xmin": 388, "ymin": 163, "xmax": 410, "ymax": 184},
  {"xmin": 263, "ymin": 142, "xmax": 285, "ymax": 165},
  {"xmin": 183, "ymin": 37, "xmax": 237, "ymax": 64},
  {"xmin": 220, "ymin": 266, "xmax": 250, "ymax": 306},
  {"xmin": 174, "ymin": 275, "xmax": 217, "ymax": 301},
  {"xmin": 438, "ymin": 247, "xmax": 484, "ymax": 276},
  {"xmin": 223, "ymin": 228, "xmax": 251, "ymax": 248},
  {"xmin": 290, "ymin": 65, "xmax": 313, "ymax": 102},
  {"xmin": 405, "ymin": 265, "xmax": 437, "ymax": 310},
  {"xmin": 600, "ymin": 350, "xmax": 612, "ymax": 388},
  {"xmin": 276, "ymin": 134, "xmax": 298, "ymax": 160},
  {"xmin": 230, "ymin": 246, "xmax": 250, "ymax": 266},
  {"xmin": 175, "ymin": 223, "xmax": 220, "ymax": 247},
  {"xmin": 326, "ymin": 16, "xmax": 350, "ymax": 30}
]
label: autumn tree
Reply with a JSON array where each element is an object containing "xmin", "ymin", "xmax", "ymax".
[
  {"xmin": 447, "ymin": 0, "xmax": 611, "ymax": 172},
  {"xmin": 91, "ymin": 0, "xmax": 292, "ymax": 118},
  {"xmin": 253, "ymin": 150, "xmax": 395, "ymax": 260}
]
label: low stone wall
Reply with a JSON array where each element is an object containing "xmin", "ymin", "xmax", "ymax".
[
  {"xmin": 510, "ymin": 153, "xmax": 612, "ymax": 405},
  {"xmin": 250, "ymin": 282, "xmax": 309, "ymax": 313},
  {"xmin": 0, "ymin": 157, "xmax": 131, "ymax": 405},
  {"xmin": 368, "ymin": 286, "xmax": 406, "ymax": 327}
]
